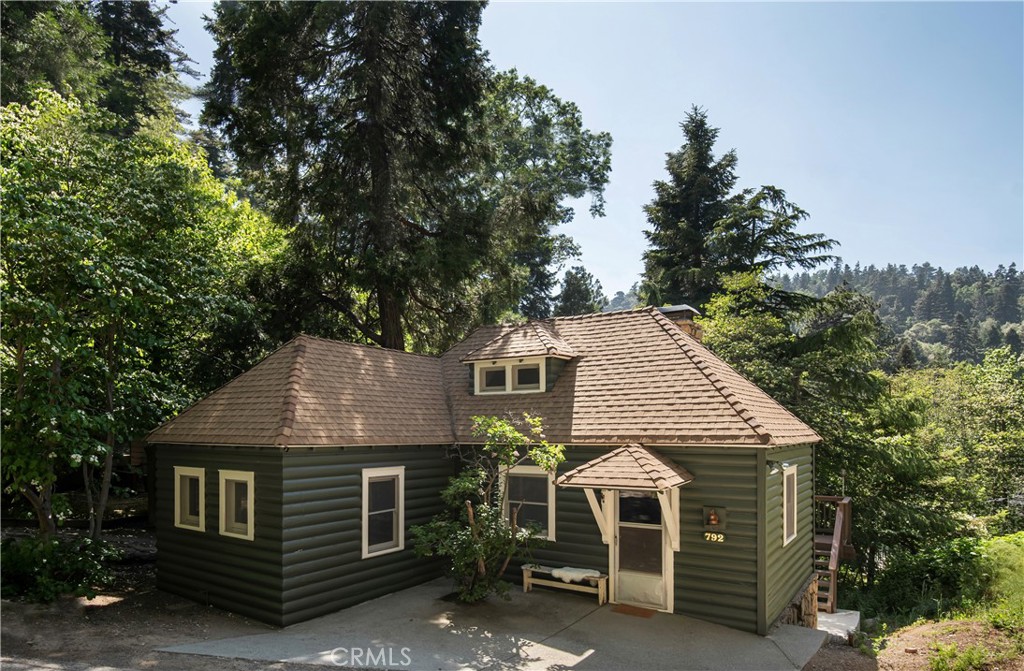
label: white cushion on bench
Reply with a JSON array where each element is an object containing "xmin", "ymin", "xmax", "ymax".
[{"xmin": 551, "ymin": 567, "xmax": 601, "ymax": 583}]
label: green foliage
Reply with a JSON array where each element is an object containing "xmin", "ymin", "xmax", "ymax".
[
  {"xmin": 202, "ymin": 1, "xmax": 612, "ymax": 352},
  {"xmin": 0, "ymin": 535, "xmax": 119, "ymax": 602},
  {"xmin": 554, "ymin": 266, "xmax": 607, "ymax": 316},
  {"xmin": 410, "ymin": 414, "xmax": 565, "ymax": 603},
  {"xmin": 928, "ymin": 643, "xmax": 990, "ymax": 671},
  {"xmin": 0, "ymin": 1, "xmax": 111, "ymax": 105},
  {"xmin": 872, "ymin": 537, "xmax": 988, "ymax": 619},
  {"xmin": 1, "ymin": 90, "xmax": 283, "ymax": 535}
]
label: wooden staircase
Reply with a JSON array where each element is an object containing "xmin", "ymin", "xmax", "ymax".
[{"xmin": 814, "ymin": 495, "xmax": 854, "ymax": 613}]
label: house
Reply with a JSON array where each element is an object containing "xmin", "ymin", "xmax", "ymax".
[{"xmin": 146, "ymin": 307, "xmax": 825, "ymax": 634}]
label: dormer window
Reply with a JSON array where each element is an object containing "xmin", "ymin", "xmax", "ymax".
[
  {"xmin": 512, "ymin": 364, "xmax": 540, "ymax": 391},
  {"xmin": 474, "ymin": 357, "xmax": 547, "ymax": 394}
]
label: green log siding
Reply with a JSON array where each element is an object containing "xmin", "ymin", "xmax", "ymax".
[
  {"xmin": 528, "ymin": 447, "xmax": 611, "ymax": 571},
  {"xmin": 153, "ymin": 445, "xmax": 285, "ymax": 624},
  {"xmin": 280, "ymin": 445, "xmax": 453, "ymax": 626},
  {"xmin": 531, "ymin": 446, "xmax": 762, "ymax": 634},
  {"xmin": 670, "ymin": 446, "xmax": 760, "ymax": 633},
  {"xmin": 761, "ymin": 444, "xmax": 815, "ymax": 629}
]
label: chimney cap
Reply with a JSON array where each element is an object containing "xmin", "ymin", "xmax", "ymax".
[{"xmin": 657, "ymin": 304, "xmax": 702, "ymax": 319}]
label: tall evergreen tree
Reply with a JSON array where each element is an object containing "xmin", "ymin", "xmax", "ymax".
[
  {"xmin": 93, "ymin": 0, "xmax": 196, "ymax": 130},
  {"xmin": 204, "ymin": 2, "xmax": 489, "ymax": 351},
  {"xmin": 641, "ymin": 106, "xmax": 738, "ymax": 307},
  {"xmin": 948, "ymin": 312, "xmax": 979, "ymax": 363},
  {"xmin": 553, "ymin": 266, "xmax": 606, "ymax": 316}
]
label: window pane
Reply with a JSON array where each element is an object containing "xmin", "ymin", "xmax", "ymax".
[
  {"xmin": 514, "ymin": 365, "xmax": 540, "ymax": 389},
  {"xmin": 369, "ymin": 477, "xmax": 396, "ymax": 513},
  {"xmin": 232, "ymin": 481, "xmax": 249, "ymax": 525},
  {"xmin": 618, "ymin": 525, "xmax": 662, "ymax": 574},
  {"xmin": 508, "ymin": 475, "xmax": 547, "ymax": 504},
  {"xmin": 187, "ymin": 477, "xmax": 200, "ymax": 518},
  {"xmin": 512, "ymin": 502, "xmax": 547, "ymax": 530},
  {"xmin": 483, "ymin": 368, "xmax": 506, "ymax": 389},
  {"xmin": 368, "ymin": 510, "xmax": 396, "ymax": 548},
  {"xmin": 785, "ymin": 472, "xmax": 796, "ymax": 538},
  {"xmin": 619, "ymin": 493, "xmax": 661, "ymax": 525}
]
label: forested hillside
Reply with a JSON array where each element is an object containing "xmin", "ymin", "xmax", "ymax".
[{"xmin": 775, "ymin": 262, "xmax": 1023, "ymax": 365}]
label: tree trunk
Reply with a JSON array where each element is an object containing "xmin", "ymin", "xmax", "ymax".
[
  {"xmin": 21, "ymin": 484, "xmax": 56, "ymax": 537},
  {"xmin": 91, "ymin": 438, "xmax": 115, "ymax": 540},
  {"xmin": 378, "ymin": 288, "xmax": 405, "ymax": 351}
]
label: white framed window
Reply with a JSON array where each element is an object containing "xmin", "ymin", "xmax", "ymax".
[
  {"xmin": 174, "ymin": 466, "xmax": 205, "ymax": 532},
  {"xmin": 474, "ymin": 357, "xmax": 547, "ymax": 395},
  {"xmin": 504, "ymin": 465, "xmax": 556, "ymax": 541},
  {"xmin": 511, "ymin": 363, "xmax": 541, "ymax": 391},
  {"xmin": 362, "ymin": 466, "xmax": 405, "ymax": 558},
  {"xmin": 783, "ymin": 464, "xmax": 798, "ymax": 546},
  {"xmin": 219, "ymin": 470, "xmax": 255, "ymax": 541}
]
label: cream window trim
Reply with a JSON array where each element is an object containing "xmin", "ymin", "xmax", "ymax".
[
  {"xmin": 782, "ymin": 464, "xmax": 798, "ymax": 546},
  {"xmin": 362, "ymin": 466, "xmax": 405, "ymax": 559},
  {"xmin": 474, "ymin": 357, "xmax": 547, "ymax": 395},
  {"xmin": 502, "ymin": 464, "xmax": 557, "ymax": 541},
  {"xmin": 219, "ymin": 469, "xmax": 255, "ymax": 541},
  {"xmin": 173, "ymin": 466, "xmax": 205, "ymax": 532}
]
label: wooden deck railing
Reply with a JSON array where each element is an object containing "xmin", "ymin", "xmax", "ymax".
[{"xmin": 814, "ymin": 495, "xmax": 853, "ymax": 613}]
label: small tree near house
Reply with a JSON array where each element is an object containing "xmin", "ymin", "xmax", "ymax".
[{"xmin": 411, "ymin": 414, "xmax": 565, "ymax": 603}]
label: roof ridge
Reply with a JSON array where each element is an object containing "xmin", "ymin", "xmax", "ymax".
[
  {"xmin": 648, "ymin": 311, "xmax": 773, "ymax": 445},
  {"xmin": 553, "ymin": 306, "xmax": 653, "ymax": 321},
  {"xmin": 296, "ymin": 333, "xmax": 440, "ymax": 360},
  {"xmin": 274, "ymin": 338, "xmax": 308, "ymax": 447}
]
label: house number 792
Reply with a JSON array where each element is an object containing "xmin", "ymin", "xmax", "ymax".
[{"xmin": 704, "ymin": 532, "xmax": 725, "ymax": 543}]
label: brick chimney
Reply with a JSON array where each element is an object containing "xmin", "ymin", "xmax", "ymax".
[{"xmin": 657, "ymin": 304, "xmax": 704, "ymax": 342}]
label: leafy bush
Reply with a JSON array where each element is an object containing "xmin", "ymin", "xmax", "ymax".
[
  {"xmin": 1, "ymin": 535, "xmax": 119, "ymax": 602},
  {"xmin": 411, "ymin": 414, "xmax": 564, "ymax": 603},
  {"xmin": 872, "ymin": 536, "xmax": 987, "ymax": 618}
]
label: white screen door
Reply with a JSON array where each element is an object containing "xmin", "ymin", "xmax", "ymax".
[{"xmin": 615, "ymin": 491, "xmax": 667, "ymax": 610}]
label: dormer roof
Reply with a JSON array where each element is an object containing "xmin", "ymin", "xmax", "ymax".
[{"xmin": 460, "ymin": 320, "xmax": 577, "ymax": 362}]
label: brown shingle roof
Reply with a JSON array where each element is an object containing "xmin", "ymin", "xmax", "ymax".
[
  {"xmin": 149, "ymin": 307, "xmax": 820, "ymax": 449},
  {"xmin": 461, "ymin": 321, "xmax": 577, "ymax": 362},
  {"xmin": 147, "ymin": 335, "xmax": 453, "ymax": 447},
  {"xmin": 557, "ymin": 444, "xmax": 695, "ymax": 491},
  {"xmin": 442, "ymin": 308, "xmax": 821, "ymax": 447}
]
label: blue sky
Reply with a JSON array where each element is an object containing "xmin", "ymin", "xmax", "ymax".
[{"xmin": 166, "ymin": 1, "xmax": 1023, "ymax": 295}]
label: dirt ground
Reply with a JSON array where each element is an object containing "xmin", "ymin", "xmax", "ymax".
[{"xmin": 4, "ymin": 529, "xmax": 1014, "ymax": 671}]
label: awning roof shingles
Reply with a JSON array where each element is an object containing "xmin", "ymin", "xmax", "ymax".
[{"xmin": 557, "ymin": 444, "xmax": 695, "ymax": 491}]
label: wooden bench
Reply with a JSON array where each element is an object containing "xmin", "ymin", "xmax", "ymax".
[{"xmin": 522, "ymin": 564, "xmax": 608, "ymax": 605}]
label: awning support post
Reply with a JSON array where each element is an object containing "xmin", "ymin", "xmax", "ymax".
[{"xmin": 584, "ymin": 488, "xmax": 610, "ymax": 544}]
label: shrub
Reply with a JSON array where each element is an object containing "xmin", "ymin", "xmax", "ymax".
[
  {"xmin": 411, "ymin": 414, "xmax": 565, "ymax": 603},
  {"xmin": 0, "ymin": 535, "xmax": 119, "ymax": 602},
  {"xmin": 872, "ymin": 536, "xmax": 987, "ymax": 618}
]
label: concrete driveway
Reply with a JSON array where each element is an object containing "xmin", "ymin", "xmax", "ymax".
[{"xmin": 160, "ymin": 578, "xmax": 825, "ymax": 671}]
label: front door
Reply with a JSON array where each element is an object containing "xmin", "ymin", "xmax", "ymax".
[{"xmin": 614, "ymin": 491, "xmax": 668, "ymax": 610}]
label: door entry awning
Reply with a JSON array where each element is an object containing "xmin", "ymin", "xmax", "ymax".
[
  {"xmin": 555, "ymin": 444, "xmax": 694, "ymax": 552},
  {"xmin": 555, "ymin": 443, "xmax": 695, "ymax": 492}
]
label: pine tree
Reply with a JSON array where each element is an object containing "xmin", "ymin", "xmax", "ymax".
[
  {"xmin": 204, "ymin": 2, "xmax": 488, "ymax": 350},
  {"xmin": 554, "ymin": 266, "xmax": 606, "ymax": 316},
  {"xmin": 949, "ymin": 312, "xmax": 979, "ymax": 363},
  {"xmin": 641, "ymin": 106, "xmax": 738, "ymax": 307}
]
